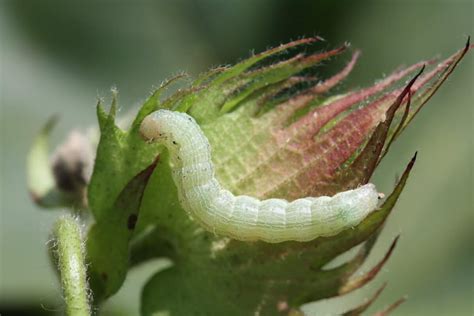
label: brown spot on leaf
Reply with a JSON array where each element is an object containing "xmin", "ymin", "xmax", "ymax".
[{"xmin": 127, "ymin": 214, "xmax": 138, "ymax": 230}]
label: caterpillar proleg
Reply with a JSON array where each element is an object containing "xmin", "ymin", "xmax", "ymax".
[{"xmin": 140, "ymin": 110, "xmax": 380, "ymax": 243}]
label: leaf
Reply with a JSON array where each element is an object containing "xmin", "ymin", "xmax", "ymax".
[
  {"xmin": 86, "ymin": 158, "xmax": 159, "ymax": 302},
  {"xmin": 88, "ymin": 90, "xmax": 164, "ymax": 221}
]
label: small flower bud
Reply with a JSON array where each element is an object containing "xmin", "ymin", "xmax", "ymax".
[{"xmin": 51, "ymin": 130, "xmax": 94, "ymax": 193}]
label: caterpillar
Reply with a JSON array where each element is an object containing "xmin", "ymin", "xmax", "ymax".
[{"xmin": 140, "ymin": 110, "xmax": 380, "ymax": 243}]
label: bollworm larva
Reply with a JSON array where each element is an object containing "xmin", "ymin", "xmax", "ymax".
[{"xmin": 140, "ymin": 110, "xmax": 380, "ymax": 243}]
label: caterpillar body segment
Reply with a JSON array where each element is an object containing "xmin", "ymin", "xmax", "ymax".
[{"xmin": 140, "ymin": 110, "xmax": 379, "ymax": 243}]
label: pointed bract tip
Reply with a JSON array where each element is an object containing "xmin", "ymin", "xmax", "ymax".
[
  {"xmin": 42, "ymin": 114, "xmax": 59, "ymax": 134},
  {"xmin": 374, "ymin": 297, "xmax": 407, "ymax": 316},
  {"xmin": 369, "ymin": 282, "xmax": 388, "ymax": 302},
  {"xmin": 342, "ymin": 283, "xmax": 387, "ymax": 316},
  {"xmin": 408, "ymin": 152, "xmax": 418, "ymax": 169},
  {"xmin": 415, "ymin": 64, "xmax": 426, "ymax": 80},
  {"xmin": 140, "ymin": 155, "xmax": 161, "ymax": 183},
  {"xmin": 108, "ymin": 90, "xmax": 118, "ymax": 119},
  {"xmin": 152, "ymin": 154, "xmax": 161, "ymax": 166},
  {"xmin": 96, "ymin": 98, "xmax": 105, "ymax": 109},
  {"xmin": 408, "ymin": 64, "xmax": 426, "ymax": 89},
  {"xmin": 300, "ymin": 36, "xmax": 321, "ymax": 44},
  {"xmin": 315, "ymin": 35, "xmax": 326, "ymax": 42},
  {"xmin": 339, "ymin": 236, "xmax": 399, "ymax": 295},
  {"xmin": 387, "ymin": 235, "xmax": 399, "ymax": 255},
  {"xmin": 397, "ymin": 65, "xmax": 425, "ymax": 104}
]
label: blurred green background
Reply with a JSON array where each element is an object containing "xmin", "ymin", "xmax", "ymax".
[{"xmin": 0, "ymin": 0, "xmax": 472, "ymax": 315}]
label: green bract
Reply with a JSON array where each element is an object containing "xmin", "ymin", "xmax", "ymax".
[{"xmin": 28, "ymin": 38, "xmax": 471, "ymax": 315}]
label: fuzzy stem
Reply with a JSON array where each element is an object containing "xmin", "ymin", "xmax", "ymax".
[{"xmin": 53, "ymin": 215, "xmax": 91, "ymax": 316}]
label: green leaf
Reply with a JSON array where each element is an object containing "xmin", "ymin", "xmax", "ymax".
[
  {"xmin": 88, "ymin": 90, "xmax": 163, "ymax": 221},
  {"xmin": 86, "ymin": 158, "xmax": 158, "ymax": 302}
]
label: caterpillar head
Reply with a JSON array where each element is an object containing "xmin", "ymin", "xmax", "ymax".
[
  {"xmin": 140, "ymin": 110, "xmax": 176, "ymax": 144},
  {"xmin": 140, "ymin": 109, "xmax": 201, "ymax": 147}
]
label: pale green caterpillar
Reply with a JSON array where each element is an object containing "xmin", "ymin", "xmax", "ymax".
[{"xmin": 140, "ymin": 110, "xmax": 380, "ymax": 243}]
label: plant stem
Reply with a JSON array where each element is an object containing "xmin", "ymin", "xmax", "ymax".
[{"xmin": 53, "ymin": 215, "xmax": 91, "ymax": 316}]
